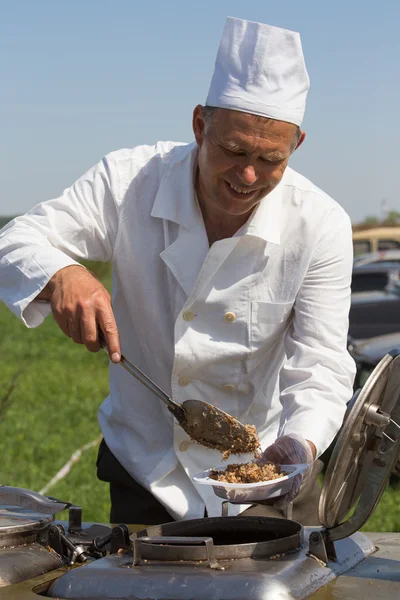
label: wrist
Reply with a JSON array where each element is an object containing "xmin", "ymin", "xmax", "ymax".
[
  {"xmin": 306, "ymin": 439, "xmax": 316, "ymax": 460},
  {"xmin": 36, "ymin": 265, "xmax": 85, "ymax": 301}
]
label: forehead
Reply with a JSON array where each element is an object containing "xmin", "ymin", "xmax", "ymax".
[{"xmin": 211, "ymin": 108, "xmax": 297, "ymax": 149}]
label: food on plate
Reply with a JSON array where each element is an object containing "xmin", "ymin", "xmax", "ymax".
[{"xmin": 209, "ymin": 461, "xmax": 285, "ymax": 484}]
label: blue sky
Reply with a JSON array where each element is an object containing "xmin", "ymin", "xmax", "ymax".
[{"xmin": 1, "ymin": 0, "xmax": 398, "ymax": 222}]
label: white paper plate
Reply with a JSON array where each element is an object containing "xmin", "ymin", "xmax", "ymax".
[{"xmin": 193, "ymin": 464, "xmax": 309, "ymax": 503}]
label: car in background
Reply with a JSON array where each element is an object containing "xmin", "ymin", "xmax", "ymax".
[
  {"xmin": 353, "ymin": 226, "xmax": 400, "ymax": 255},
  {"xmin": 348, "ymin": 332, "xmax": 400, "ymax": 389},
  {"xmin": 351, "ymin": 263, "xmax": 400, "ymax": 293},
  {"xmin": 349, "ymin": 287, "xmax": 400, "ymax": 340},
  {"xmin": 353, "ymin": 249, "xmax": 400, "ymax": 267}
]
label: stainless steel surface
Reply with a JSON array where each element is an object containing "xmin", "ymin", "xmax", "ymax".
[
  {"xmin": 0, "ymin": 568, "xmax": 68, "ymax": 599},
  {"xmin": 0, "ymin": 486, "xmax": 68, "ymax": 515},
  {"xmin": 45, "ymin": 529, "xmax": 376, "ymax": 600},
  {"xmin": 132, "ymin": 536, "xmax": 225, "ymax": 570},
  {"xmin": 0, "ymin": 546, "xmax": 62, "ymax": 588},
  {"xmin": 0, "ymin": 526, "xmax": 398, "ymax": 599},
  {"xmin": 319, "ymin": 351, "xmax": 400, "ymax": 529},
  {"xmin": 0, "ymin": 506, "xmax": 53, "ymax": 547},
  {"xmin": 0, "ymin": 507, "xmax": 114, "ymax": 588},
  {"xmin": 131, "ymin": 516, "xmax": 303, "ymax": 561},
  {"xmin": 309, "ymin": 532, "xmax": 400, "ymax": 599},
  {"xmin": 99, "ymin": 332, "xmax": 256, "ymax": 453}
]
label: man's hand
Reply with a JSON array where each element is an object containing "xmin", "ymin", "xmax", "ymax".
[
  {"xmin": 261, "ymin": 434, "xmax": 315, "ymax": 466},
  {"xmin": 259, "ymin": 434, "xmax": 315, "ymax": 506},
  {"xmin": 37, "ymin": 265, "xmax": 121, "ymax": 362}
]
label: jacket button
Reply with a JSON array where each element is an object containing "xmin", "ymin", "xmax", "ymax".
[
  {"xmin": 183, "ymin": 310, "xmax": 195, "ymax": 321},
  {"xmin": 224, "ymin": 311, "xmax": 236, "ymax": 323},
  {"xmin": 179, "ymin": 441, "xmax": 190, "ymax": 452},
  {"xmin": 223, "ymin": 384, "xmax": 235, "ymax": 391},
  {"xmin": 179, "ymin": 376, "xmax": 191, "ymax": 387}
]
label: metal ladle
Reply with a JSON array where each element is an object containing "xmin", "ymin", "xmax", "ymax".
[{"xmin": 99, "ymin": 334, "xmax": 258, "ymax": 455}]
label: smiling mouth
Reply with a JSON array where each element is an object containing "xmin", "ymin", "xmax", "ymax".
[{"xmin": 226, "ymin": 181, "xmax": 258, "ymax": 195}]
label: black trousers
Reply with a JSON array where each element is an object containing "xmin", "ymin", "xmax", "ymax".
[{"xmin": 96, "ymin": 439, "xmax": 323, "ymax": 525}]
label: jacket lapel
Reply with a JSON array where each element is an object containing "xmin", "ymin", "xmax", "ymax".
[
  {"xmin": 151, "ymin": 143, "xmax": 209, "ymax": 297},
  {"xmin": 159, "ymin": 227, "xmax": 209, "ymax": 298}
]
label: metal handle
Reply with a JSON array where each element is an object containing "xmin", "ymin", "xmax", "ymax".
[
  {"xmin": 98, "ymin": 332, "xmax": 185, "ymax": 423},
  {"xmin": 132, "ymin": 536, "xmax": 224, "ymax": 570},
  {"xmin": 0, "ymin": 486, "xmax": 69, "ymax": 515}
]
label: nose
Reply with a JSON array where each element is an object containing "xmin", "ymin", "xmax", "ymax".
[{"xmin": 236, "ymin": 164, "xmax": 258, "ymax": 186}]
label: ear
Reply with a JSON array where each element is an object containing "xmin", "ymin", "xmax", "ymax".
[
  {"xmin": 192, "ymin": 105, "xmax": 206, "ymax": 147},
  {"xmin": 294, "ymin": 130, "xmax": 306, "ymax": 151}
]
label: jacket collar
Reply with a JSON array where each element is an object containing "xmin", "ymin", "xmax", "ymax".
[
  {"xmin": 151, "ymin": 141, "xmax": 283, "ymax": 244},
  {"xmin": 151, "ymin": 142, "xmax": 202, "ymax": 231},
  {"xmin": 240, "ymin": 183, "xmax": 282, "ymax": 244}
]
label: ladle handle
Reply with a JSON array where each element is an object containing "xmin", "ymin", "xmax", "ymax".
[{"xmin": 98, "ymin": 332, "xmax": 185, "ymax": 423}]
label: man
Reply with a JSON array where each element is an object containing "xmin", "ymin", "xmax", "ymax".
[{"xmin": 0, "ymin": 17, "xmax": 355, "ymax": 525}]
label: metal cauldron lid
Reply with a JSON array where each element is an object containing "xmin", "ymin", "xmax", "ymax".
[
  {"xmin": 0, "ymin": 487, "xmax": 70, "ymax": 547},
  {"xmin": 319, "ymin": 350, "xmax": 400, "ymax": 531},
  {"xmin": 0, "ymin": 505, "xmax": 53, "ymax": 545}
]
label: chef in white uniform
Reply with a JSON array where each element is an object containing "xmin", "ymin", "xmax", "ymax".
[{"xmin": 0, "ymin": 17, "xmax": 355, "ymax": 524}]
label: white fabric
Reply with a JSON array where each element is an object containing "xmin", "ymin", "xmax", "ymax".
[
  {"xmin": 206, "ymin": 17, "xmax": 310, "ymax": 126},
  {"xmin": 0, "ymin": 141, "xmax": 355, "ymax": 520}
]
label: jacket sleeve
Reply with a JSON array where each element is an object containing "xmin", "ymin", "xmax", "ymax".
[
  {"xmin": 278, "ymin": 215, "xmax": 356, "ymax": 456},
  {"xmin": 0, "ymin": 154, "xmax": 120, "ymax": 328}
]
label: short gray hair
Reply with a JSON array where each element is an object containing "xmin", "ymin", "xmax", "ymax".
[
  {"xmin": 201, "ymin": 105, "xmax": 218, "ymax": 129},
  {"xmin": 201, "ymin": 105, "xmax": 301, "ymax": 150}
]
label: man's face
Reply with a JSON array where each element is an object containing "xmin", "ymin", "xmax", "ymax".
[{"xmin": 193, "ymin": 106, "xmax": 305, "ymax": 218}]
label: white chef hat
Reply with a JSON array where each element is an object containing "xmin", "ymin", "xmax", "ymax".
[{"xmin": 206, "ymin": 17, "xmax": 310, "ymax": 127}]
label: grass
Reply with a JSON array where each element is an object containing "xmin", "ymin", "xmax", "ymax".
[
  {"xmin": 0, "ymin": 260, "xmax": 111, "ymax": 522},
  {"xmin": 0, "ymin": 260, "xmax": 399, "ymax": 531}
]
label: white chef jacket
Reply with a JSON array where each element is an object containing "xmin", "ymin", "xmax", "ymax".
[{"xmin": 0, "ymin": 141, "xmax": 355, "ymax": 520}]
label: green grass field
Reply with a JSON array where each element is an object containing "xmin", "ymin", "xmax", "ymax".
[
  {"xmin": 0, "ymin": 260, "xmax": 399, "ymax": 531},
  {"xmin": 0, "ymin": 261, "xmax": 112, "ymax": 522}
]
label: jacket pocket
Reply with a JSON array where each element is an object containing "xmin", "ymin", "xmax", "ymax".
[{"xmin": 250, "ymin": 301, "xmax": 294, "ymax": 352}]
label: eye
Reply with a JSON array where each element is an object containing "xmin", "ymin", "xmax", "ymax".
[
  {"xmin": 220, "ymin": 145, "xmax": 246, "ymax": 156},
  {"xmin": 259, "ymin": 156, "xmax": 284, "ymax": 165}
]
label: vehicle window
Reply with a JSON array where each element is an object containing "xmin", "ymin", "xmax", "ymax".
[
  {"xmin": 353, "ymin": 240, "xmax": 371, "ymax": 255},
  {"xmin": 375, "ymin": 260, "xmax": 400, "ymax": 267},
  {"xmin": 351, "ymin": 272, "xmax": 389, "ymax": 293},
  {"xmin": 378, "ymin": 240, "xmax": 400, "ymax": 250}
]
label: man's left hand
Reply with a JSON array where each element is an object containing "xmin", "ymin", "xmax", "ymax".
[{"xmin": 259, "ymin": 434, "xmax": 315, "ymax": 506}]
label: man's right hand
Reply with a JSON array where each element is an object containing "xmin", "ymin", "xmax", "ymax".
[{"xmin": 37, "ymin": 265, "xmax": 121, "ymax": 362}]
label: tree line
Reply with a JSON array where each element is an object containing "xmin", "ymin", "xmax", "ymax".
[
  {"xmin": 352, "ymin": 211, "xmax": 400, "ymax": 232},
  {"xmin": 0, "ymin": 216, "xmax": 18, "ymax": 229}
]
